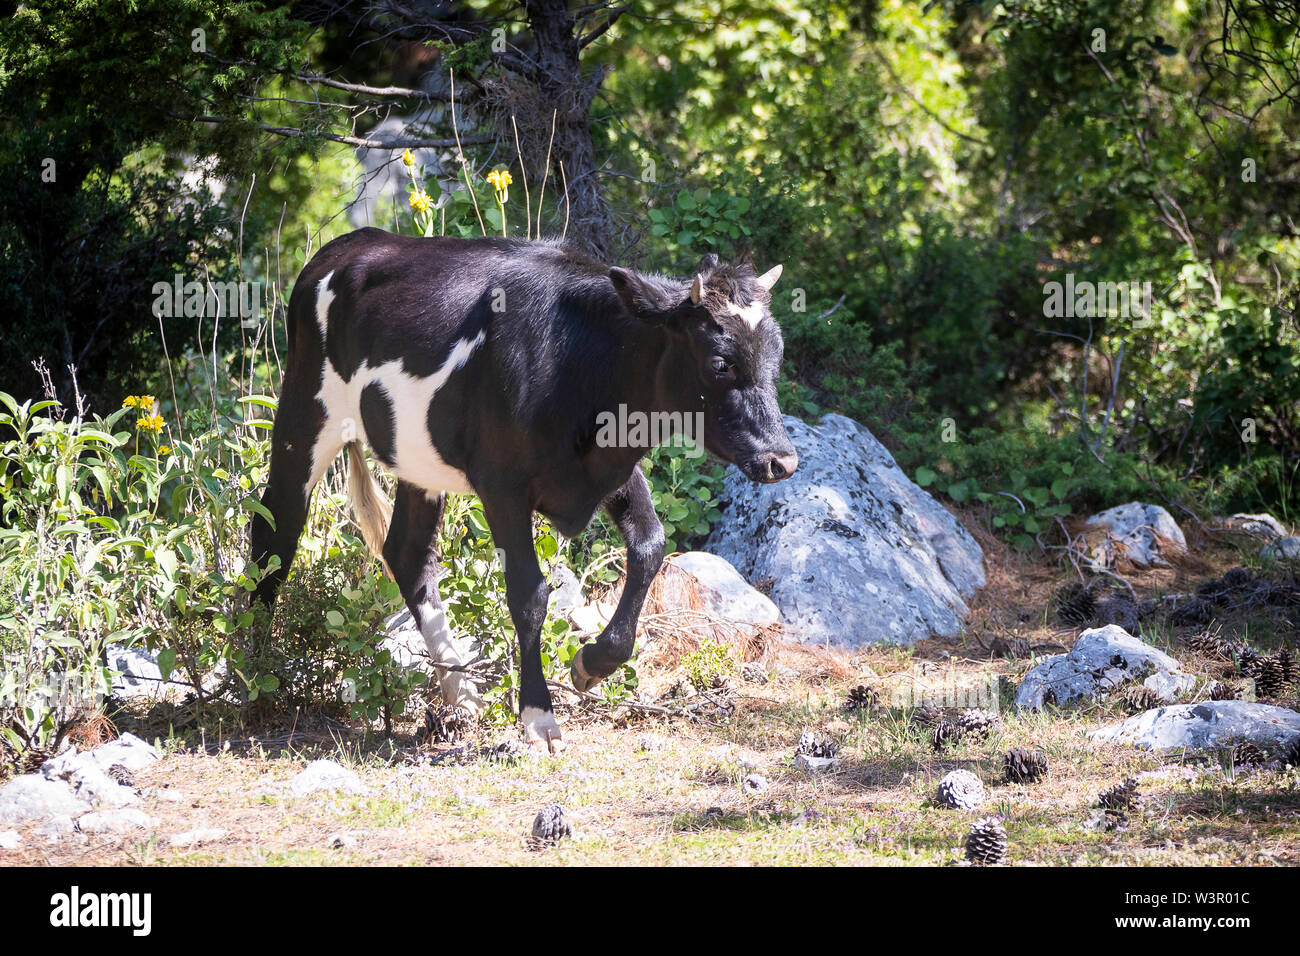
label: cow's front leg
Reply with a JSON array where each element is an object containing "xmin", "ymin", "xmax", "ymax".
[
  {"xmin": 482, "ymin": 495, "xmax": 563, "ymax": 753},
  {"xmin": 571, "ymin": 469, "xmax": 666, "ymax": 693}
]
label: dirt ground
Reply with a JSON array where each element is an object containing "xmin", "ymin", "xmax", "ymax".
[{"xmin": 6, "ymin": 513, "xmax": 1300, "ymax": 867}]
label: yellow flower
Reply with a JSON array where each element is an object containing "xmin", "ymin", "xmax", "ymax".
[
  {"xmin": 402, "ymin": 149, "xmax": 415, "ymax": 168},
  {"xmin": 409, "ymin": 189, "xmax": 432, "ymax": 214},
  {"xmin": 486, "ymin": 169, "xmax": 513, "ymax": 196},
  {"xmin": 159, "ymin": 445, "xmax": 172, "ymax": 455},
  {"xmin": 122, "ymin": 395, "xmax": 140, "ymax": 408},
  {"xmin": 139, "ymin": 395, "xmax": 156, "ymax": 411},
  {"xmin": 136, "ymin": 414, "xmax": 165, "ymax": 434}
]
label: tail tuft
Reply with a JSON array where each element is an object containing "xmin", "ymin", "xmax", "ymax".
[{"xmin": 346, "ymin": 442, "xmax": 393, "ymax": 575}]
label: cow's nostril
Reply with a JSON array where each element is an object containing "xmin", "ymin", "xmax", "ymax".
[{"xmin": 767, "ymin": 452, "xmax": 798, "ymax": 480}]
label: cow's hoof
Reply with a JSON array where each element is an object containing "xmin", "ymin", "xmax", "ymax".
[
  {"xmin": 570, "ymin": 649, "xmax": 602, "ymax": 694},
  {"xmin": 521, "ymin": 707, "xmax": 565, "ymax": 754}
]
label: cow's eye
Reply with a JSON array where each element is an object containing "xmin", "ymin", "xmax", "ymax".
[{"xmin": 709, "ymin": 356, "xmax": 734, "ymax": 380}]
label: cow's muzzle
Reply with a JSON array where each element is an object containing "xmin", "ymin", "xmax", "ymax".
[{"xmin": 749, "ymin": 450, "xmax": 798, "ymax": 483}]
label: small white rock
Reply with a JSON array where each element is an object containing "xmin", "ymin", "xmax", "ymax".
[
  {"xmin": 742, "ymin": 773, "xmax": 769, "ymax": 795},
  {"xmin": 794, "ymin": 753, "xmax": 840, "ymax": 773},
  {"xmin": 0, "ymin": 830, "xmax": 20, "ymax": 850},
  {"xmin": 168, "ymin": 827, "xmax": 227, "ymax": 847},
  {"xmin": 289, "ymin": 759, "xmax": 368, "ymax": 797},
  {"xmin": 77, "ymin": 808, "xmax": 154, "ymax": 833}
]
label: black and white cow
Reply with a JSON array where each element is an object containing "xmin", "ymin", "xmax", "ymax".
[{"xmin": 249, "ymin": 228, "xmax": 797, "ymax": 751}]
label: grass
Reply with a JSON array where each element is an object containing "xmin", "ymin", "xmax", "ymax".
[{"xmin": 3, "ymin": 524, "xmax": 1298, "ymax": 866}]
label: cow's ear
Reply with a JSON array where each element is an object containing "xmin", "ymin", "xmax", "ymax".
[
  {"xmin": 610, "ymin": 267, "xmax": 677, "ymax": 324},
  {"xmin": 756, "ymin": 263, "xmax": 783, "ymax": 291}
]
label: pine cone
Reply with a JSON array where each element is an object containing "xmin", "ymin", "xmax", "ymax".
[
  {"xmin": 957, "ymin": 708, "xmax": 1002, "ymax": 739},
  {"xmin": 843, "ymin": 684, "xmax": 877, "ymax": 715},
  {"xmin": 1002, "ymin": 747, "xmax": 1048, "ymax": 784},
  {"xmin": 1221, "ymin": 567, "xmax": 1257, "ymax": 590},
  {"xmin": 106, "ymin": 764, "xmax": 137, "ymax": 789},
  {"xmin": 1232, "ymin": 742, "xmax": 1266, "ymax": 767},
  {"xmin": 1095, "ymin": 595, "xmax": 1140, "ymax": 632},
  {"xmin": 1277, "ymin": 647, "xmax": 1296, "ymax": 685},
  {"xmin": 938, "ymin": 769, "xmax": 985, "ymax": 810},
  {"xmin": 931, "ymin": 721, "xmax": 962, "ymax": 752},
  {"xmin": 1122, "ymin": 684, "xmax": 1162, "ymax": 714},
  {"xmin": 1197, "ymin": 578, "xmax": 1233, "ymax": 606},
  {"xmin": 1238, "ymin": 646, "xmax": 1263, "ymax": 674},
  {"xmin": 1206, "ymin": 680, "xmax": 1238, "ymax": 701},
  {"xmin": 1186, "ymin": 629, "xmax": 1233, "ymax": 660},
  {"xmin": 1168, "ymin": 597, "xmax": 1212, "ymax": 627},
  {"xmin": 1097, "ymin": 777, "xmax": 1140, "ymax": 812},
  {"xmin": 1055, "ymin": 582, "xmax": 1098, "ymax": 627},
  {"xmin": 1284, "ymin": 737, "xmax": 1300, "ymax": 769},
  {"xmin": 418, "ymin": 702, "xmax": 474, "ymax": 745},
  {"xmin": 529, "ymin": 804, "xmax": 572, "ymax": 847},
  {"xmin": 1252, "ymin": 656, "xmax": 1285, "ymax": 699},
  {"xmin": 964, "ymin": 817, "xmax": 1008, "ymax": 865},
  {"xmin": 911, "ymin": 705, "xmax": 946, "ymax": 728},
  {"xmin": 796, "ymin": 731, "xmax": 838, "ymax": 759}
]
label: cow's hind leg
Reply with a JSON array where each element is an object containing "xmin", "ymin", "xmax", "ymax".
[
  {"xmin": 383, "ymin": 482, "xmax": 483, "ymax": 713},
  {"xmin": 251, "ymin": 373, "xmax": 340, "ymax": 609},
  {"xmin": 571, "ymin": 469, "xmax": 665, "ymax": 692}
]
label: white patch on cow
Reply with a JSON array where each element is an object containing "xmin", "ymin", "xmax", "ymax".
[
  {"xmin": 315, "ymin": 271, "xmax": 336, "ymax": 340},
  {"xmin": 727, "ymin": 299, "xmax": 766, "ymax": 330},
  {"xmin": 305, "ymin": 331, "xmax": 487, "ymax": 500},
  {"xmin": 520, "ymin": 706, "xmax": 562, "ymax": 745},
  {"xmin": 417, "ymin": 602, "xmax": 483, "ymax": 713}
]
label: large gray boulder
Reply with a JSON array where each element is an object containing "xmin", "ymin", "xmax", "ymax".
[
  {"xmin": 1225, "ymin": 513, "xmax": 1287, "ymax": 540},
  {"xmin": 1090, "ymin": 701, "xmax": 1300, "ymax": 753},
  {"xmin": 1085, "ymin": 502, "xmax": 1186, "ymax": 568},
  {"xmin": 1015, "ymin": 624, "xmax": 1195, "ymax": 711},
  {"xmin": 703, "ymin": 413, "xmax": 984, "ymax": 647}
]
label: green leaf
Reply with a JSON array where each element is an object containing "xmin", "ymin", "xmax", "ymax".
[
  {"xmin": 915, "ymin": 465, "xmax": 937, "ymax": 488},
  {"xmin": 156, "ymin": 648, "xmax": 176, "ymax": 682}
]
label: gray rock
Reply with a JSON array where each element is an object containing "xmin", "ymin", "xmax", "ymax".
[
  {"xmin": 547, "ymin": 565, "xmax": 584, "ymax": 619},
  {"xmin": 348, "ymin": 113, "xmax": 457, "ymax": 229},
  {"xmin": 704, "ymin": 413, "xmax": 984, "ymax": 647},
  {"xmin": 1085, "ymin": 502, "xmax": 1186, "ymax": 568},
  {"xmin": 1261, "ymin": 536, "xmax": 1300, "ymax": 562},
  {"xmin": 0, "ymin": 774, "xmax": 91, "ymax": 824},
  {"xmin": 42, "ymin": 749, "xmax": 138, "ymax": 808},
  {"xmin": 1227, "ymin": 513, "xmax": 1287, "ymax": 540},
  {"xmin": 289, "ymin": 759, "xmax": 368, "ymax": 797},
  {"xmin": 794, "ymin": 753, "xmax": 841, "ymax": 773},
  {"xmin": 662, "ymin": 552, "xmax": 780, "ymax": 625},
  {"xmin": 0, "ymin": 830, "xmax": 20, "ymax": 850},
  {"xmin": 84, "ymin": 733, "xmax": 160, "ymax": 772},
  {"xmin": 77, "ymin": 808, "xmax": 154, "ymax": 834},
  {"xmin": 168, "ymin": 827, "xmax": 228, "ymax": 848},
  {"xmin": 1015, "ymin": 624, "xmax": 1195, "ymax": 711},
  {"xmin": 1090, "ymin": 701, "xmax": 1300, "ymax": 752},
  {"xmin": 39, "ymin": 815, "xmax": 79, "ymax": 843},
  {"xmin": 107, "ymin": 644, "xmax": 166, "ymax": 697}
]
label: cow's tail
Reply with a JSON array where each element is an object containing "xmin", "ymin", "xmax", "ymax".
[{"xmin": 346, "ymin": 442, "xmax": 393, "ymax": 574}]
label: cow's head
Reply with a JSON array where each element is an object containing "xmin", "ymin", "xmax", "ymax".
[{"xmin": 609, "ymin": 254, "xmax": 798, "ymax": 483}]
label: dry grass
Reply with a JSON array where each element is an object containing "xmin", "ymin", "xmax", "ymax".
[{"xmin": 4, "ymin": 523, "xmax": 1298, "ymax": 867}]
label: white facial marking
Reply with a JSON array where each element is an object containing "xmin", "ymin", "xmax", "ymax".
[
  {"xmin": 315, "ymin": 271, "xmax": 335, "ymax": 340},
  {"xmin": 727, "ymin": 299, "xmax": 766, "ymax": 330},
  {"xmin": 305, "ymin": 331, "xmax": 488, "ymax": 500}
]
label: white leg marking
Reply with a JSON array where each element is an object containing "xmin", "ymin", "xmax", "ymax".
[
  {"xmin": 417, "ymin": 602, "xmax": 483, "ymax": 714},
  {"xmin": 520, "ymin": 706, "xmax": 563, "ymax": 752}
]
